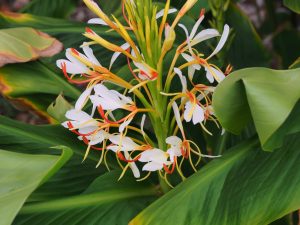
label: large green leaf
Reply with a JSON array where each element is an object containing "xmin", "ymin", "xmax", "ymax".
[
  {"xmin": 0, "ymin": 147, "xmax": 72, "ymax": 225},
  {"xmin": 14, "ymin": 171, "xmax": 157, "ymax": 225},
  {"xmin": 20, "ymin": 0, "xmax": 79, "ymax": 18},
  {"xmin": 0, "ymin": 115, "xmax": 106, "ymax": 199},
  {"xmin": 213, "ymin": 67, "xmax": 300, "ymax": 151},
  {"xmin": 283, "ymin": 0, "xmax": 300, "ymax": 13},
  {"xmin": 0, "ymin": 27, "xmax": 62, "ymax": 67},
  {"xmin": 131, "ymin": 133, "xmax": 300, "ymax": 225},
  {"xmin": 0, "ymin": 61, "xmax": 80, "ymax": 122}
]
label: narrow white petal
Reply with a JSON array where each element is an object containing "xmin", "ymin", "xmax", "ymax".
[
  {"xmin": 183, "ymin": 101, "xmax": 193, "ymax": 122},
  {"xmin": 188, "ymin": 66, "xmax": 196, "ymax": 81},
  {"xmin": 208, "ymin": 24, "xmax": 230, "ymax": 59},
  {"xmin": 124, "ymin": 152, "xmax": 140, "ymax": 178},
  {"xmin": 181, "ymin": 53, "xmax": 194, "ymax": 63},
  {"xmin": 141, "ymin": 114, "xmax": 146, "ymax": 137},
  {"xmin": 82, "ymin": 44, "xmax": 101, "ymax": 66},
  {"xmin": 174, "ymin": 68, "xmax": 187, "ymax": 92},
  {"xmin": 205, "ymin": 66, "xmax": 215, "ymax": 83},
  {"xmin": 88, "ymin": 18, "xmax": 108, "ymax": 26},
  {"xmin": 191, "ymin": 29, "xmax": 220, "ymax": 47},
  {"xmin": 172, "ymin": 102, "xmax": 184, "ymax": 134},
  {"xmin": 190, "ymin": 15, "xmax": 204, "ymax": 39},
  {"xmin": 119, "ymin": 117, "xmax": 133, "ymax": 133},
  {"xmin": 192, "ymin": 104, "xmax": 205, "ymax": 124},
  {"xmin": 75, "ymin": 86, "xmax": 93, "ymax": 110},
  {"xmin": 156, "ymin": 8, "xmax": 177, "ymax": 19},
  {"xmin": 109, "ymin": 43, "xmax": 130, "ymax": 69}
]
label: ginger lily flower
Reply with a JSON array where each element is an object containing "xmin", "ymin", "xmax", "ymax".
[
  {"xmin": 62, "ymin": 109, "xmax": 98, "ymax": 134},
  {"xmin": 90, "ymin": 84, "xmax": 135, "ymax": 111},
  {"xmin": 166, "ymin": 136, "xmax": 184, "ymax": 162},
  {"xmin": 133, "ymin": 61, "xmax": 158, "ymax": 81},
  {"xmin": 139, "ymin": 149, "xmax": 171, "ymax": 171}
]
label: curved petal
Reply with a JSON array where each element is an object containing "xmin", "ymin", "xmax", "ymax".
[
  {"xmin": 166, "ymin": 136, "xmax": 182, "ymax": 146},
  {"xmin": 156, "ymin": 8, "xmax": 178, "ymax": 19},
  {"xmin": 190, "ymin": 15, "xmax": 204, "ymax": 40},
  {"xmin": 192, "ymin": 104, "xmax": 205, "ymax": 124},
  {"xmin": 87, "ymin": 18, "xmax": 108, "ymax": 26},
  {"xmin": 109, "ymin": 43, "xmax": 130, "ymax": 69},
  {"xmin": 82, "ymin": 44, "xmax": 101, "ymax": 66},
  {"xmin": 207, "ymin": 24, "xmax": 230, "ymax": 59},
  {"xmin": 75, "ymin": 86, "xmax": 93, "ymax": 110},
  {"xmin": 191, "ymin": 29, "xmax": 219, "ymax": 47}
]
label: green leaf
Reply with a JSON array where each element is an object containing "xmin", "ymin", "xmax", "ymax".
[
  {"xmin": 0, "ymin": 147, "xmax": 72, "ymax": 225},
  {"xmin": 131, "ymin": 133, "xmax": 300, "ymax": 225},
  {"xmin": 225, "ymin": 3, "xmax": 271, "ymax": 69},
  {"xmin": 213, "ymin": 67, "xmax": 300, "ymax": 151},
  {"xmin": 283, "ymin": 0, "xmax": 300, "ymax": 13},
  {"xmin": 289, "ymin": 57, "xmax": 300, "ymax": 69},
  {"xmin": 47, "ymin": 94, "xmax": 73, "ymax": 123},
  {"xmin": 20, "ymin": 0, "xmax": 79, "ymax": 18},
  {"xmin": 14, "ymin": 171, "xmax": 157, "ymax": 225},
  {"xmin": 0, "ymin": 27, "xmax": 62, "ymax": 67},
  {"xmin": 0, "ymin": 61, "xmax": 80, "ymax": 122},
  {"xmin": 0, "ymin": 115, "xmax": 107, "ymax": 199}
]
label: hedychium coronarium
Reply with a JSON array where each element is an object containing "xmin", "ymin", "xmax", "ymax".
[{"xmin": 57, "ymin": 0, "xmax": 230, "ymax": 188}]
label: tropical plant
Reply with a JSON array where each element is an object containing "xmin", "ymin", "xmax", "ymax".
[{"xmin": 0, "ymin": 0, "xmax": 299, "ymax": 225}]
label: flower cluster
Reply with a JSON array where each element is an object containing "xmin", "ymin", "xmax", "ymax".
[{"xmin": 57, "ymin": 0, "xmax": 230, "ymax": 183}]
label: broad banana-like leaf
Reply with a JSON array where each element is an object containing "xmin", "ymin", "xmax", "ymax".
[
  {"xmin": 131, "ymin": 133, "xmax": 300, "ymax": 225},
  {"xmin": 213, "ymin": 67, "xmax": 300, "ymax": 151},
  {"xmin": 0, "ymin": 115, "xmax": 115, "ymax": 199},
  {"xmin": 0, "ymin": 61, "xmax": 80, "ymax": 122},
  {"xmin": 14, "ymin": 171, "xmax": 157, "ymax": 225},
  {"xmin": 0, "ymin": 147, "xmax": 72, "ymax": 225},
  {"xmin": 20, "ymin": 0, "xmax": 79, "ymax": 18},
  {"xmin": 0, "ymin": 27, "xmax": 62, "ymax": 67}
]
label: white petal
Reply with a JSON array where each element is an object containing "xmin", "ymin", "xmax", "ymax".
[
  {"xmin": 119, "ymin": 117, "xmax": 133, "ymax": 133},
  {"xmin": 179, "ymin": 23, "xmax": 192, "ymax": 52},
  {"xmin": 190, "ymin": 15, "xmax": 204, "ymax": 39},
  {"xmin": 156, "ymin": 8, "xmax": 177, "ymax": 19},
  {"xmin": 191, "ymin": 29, "xmax": 219, "ymax": 47},
  {"xmin": 56, "ymin": 59, "xmax": 87, "ymax": 74},
  {"xmin": 205, "ymin": 66, "xmax": 215, "ymax": 83},
  {"xmin": 166, "ymin": 136, "xmax": 182, "ymax": 146},
  {"xmin": 172, "ymin": 102, "xmax": 184, "ymax": 134},
  {"xmin": 183, "ymin": 101, "xmax": 193, "ymax": 122},
  {"xmin": 181, "ymin": 53, "xmax": 194, "ymax": 63},
  {"xmin": 174, "ymin": 68, "xmax": 187, "ymax": 92},
  {"xmin": 208, "ymin": 24, "xmax": 230, "ymax": 59},
  {"xmin": 65, "ymin": 109, "xmax": 92, "ymax": 122},
  {"xmin": 109, "ymin": 43, "xmax": 130, "ymax": 69},
  {"xmin": 82, "ymin": 44, "xmax": 101, "ymax": 66},
  {"xmin": 188, "ymin": 66, "xmax": 196, "ymax": 81},
  {"xmin": 141, "ymin": 114, "xmax": 146, "ymax": 136},
  {"xmin": 88, "ymin": 18, "xmax": 108, "ymax": 26},
  {"xmin": 124, "ymin": 152, "xmax": 140, "ymax": 178},
  {"xmin": 192, "ymin": 104, "xmax": 205, "ymax": 124},
  {"xmin": 75, "ymin": 86, "xmax": 93, "ymax": 110},
  {"xmin": 142, "ymin": 162, "xmax": 163, "ymax": 171},
  {"xmin": 139, "ymin": 149, "xmax": 161, "ymax": 162}
]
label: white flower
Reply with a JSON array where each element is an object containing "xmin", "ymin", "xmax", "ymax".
[
  {"xmin": 184, "ymin": 101, "xmax": 205, "ymax": 125},
  {"xmin": 139, "ymin": 149, "xmax": 171, "ymax": 171},
  {"xmin": 166, "ymin": 136, "xmax": 183, "ymax": 162},
  {"xmin": 90, "ymin": 84, "xmax": 134, "ymax": 111},
  {"xmin": 107, "ymin": 135, "xmax": 139, "ymax": 152},
  {"xmin": 180, "ymin": 24, "xmax": 230, "ymax": 83},
  {"xmin": 56, "ymin": 46, "xmax": 100, "ymax": 75},
  {"xmin": 62, "ymin": 109, "xmax": 98, "ymax": 134},
  {"xmin": 107, "ymin": 134, "xmax": 140, "ymax": 178},
  {"xmin": 109, "ymin": 43, "xmax": 130, "ymax": 70},
  {"xmin": 80, "ymin": 130, "xmax": 110, "ymax": 146}
]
